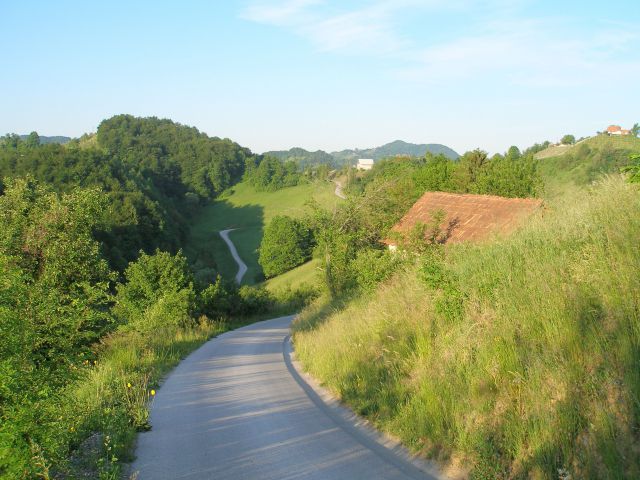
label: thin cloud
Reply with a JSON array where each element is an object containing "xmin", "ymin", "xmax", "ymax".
[
  {"xmin": 241, "ymin": 0, "xmax": 322, "ymax": 25},
  {"xmin": 240, "ymin": 1, "xmax": 640, "ymax": 87}
]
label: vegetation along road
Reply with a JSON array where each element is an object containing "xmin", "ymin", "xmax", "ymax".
[
  {"xmin": 131, "ymin": 316, "xmax": 443, "ymax": 479},
  {"xmin": 219, "ymin": 228, "xmax": 248, "ymax": 284}
]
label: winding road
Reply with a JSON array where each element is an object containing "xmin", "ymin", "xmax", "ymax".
[
  {"xmin": 333, "ymin": 179, "xmax": 346, "ymax": 199},
  {"xmin": 131, "ymin": 316, "xmax": 444, "ymax": 479},
  {"xmin": 219, "ymin": 228, "xmax": 248, "ymax": 284}
]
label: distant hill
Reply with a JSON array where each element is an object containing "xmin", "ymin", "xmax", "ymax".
[
  {"xmin": 265, "ymin": 140, "xmax": 459, "ymax": 168},
  {"xmin": 263, "ymin": 147, "xmax": 336, "ymax": 168},
  {"xmin": 332, "ymin": 140, "xmax": 459, "ymax": 164},
  {"xmin": 19, "ymin": 134, "xmax": 72, "ymax": 144}
]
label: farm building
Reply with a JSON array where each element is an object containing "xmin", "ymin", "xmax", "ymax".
[
  {"xmin": 385, "ymin": 191, "xmax": 543, "ymax": 250},
  {"xmin": 606, "ymin": 125, "xmax": 631, "ymax": 136}
]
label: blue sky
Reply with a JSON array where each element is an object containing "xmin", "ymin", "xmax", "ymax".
[{"xmin": 1, "ymin": 1, "xmax": 638, "ymax": 154}]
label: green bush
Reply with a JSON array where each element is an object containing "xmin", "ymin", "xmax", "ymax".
[
  {"xmin": 114, "ymin": 250, "xmax": 196, "ymax": 331},
  {"xmin": 259, "ymin": 215, "xmax": 313, "ymax": 278}
]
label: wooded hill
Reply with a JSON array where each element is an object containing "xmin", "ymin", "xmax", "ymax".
[{"xmin": 264, "ymin": 140, "xmax": 460, "ymax": 168}]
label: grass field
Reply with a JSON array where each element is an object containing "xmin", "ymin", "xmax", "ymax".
[
  {"xmin": 293, "ymin": 176, "xmax": 640, "ymax": 478},
  {"xmin": 185, "ymin": 180, "xmax": 337, "ymax": 285},
  {"xmin": 262, "ymin": 258, "xmax": 322, "ymax": 292}
]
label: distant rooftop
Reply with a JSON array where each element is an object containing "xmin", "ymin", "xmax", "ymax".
[{"xmin": 386, "ymin": 191, "xmax": 543, "ymax": 245}]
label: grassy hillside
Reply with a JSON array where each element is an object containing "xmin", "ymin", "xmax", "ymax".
[
  {"xmin": 185, "ymin": 180, "xmax": 337, "ymax": 285},
  {"xmin": 536, "ymin": 135, "xmax": 640, "ymax": 197},
  {"xmin": 293, "ymin": 176, "xmax": 640, "ymax": 478},
  {"xmin": 263, "ymin": 258, "xmax": 321, "ymax": 292}
]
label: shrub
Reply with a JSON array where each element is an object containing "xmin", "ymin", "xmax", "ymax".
[
  {"xmin": 259, "ymin": 215, "xmax": 314, "ymax": 278},
  {"xmin": 115, "ymin": 250, "xmax": 196, "ymax": 331}
]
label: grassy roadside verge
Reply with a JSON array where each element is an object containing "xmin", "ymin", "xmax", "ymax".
[
  {"xmin": 292, "ymin": 176, "xmax": 640, "ymax": 479},
  {"xmin": 50, "ymin": 318, "xmax": 254, "ymax": 479}
]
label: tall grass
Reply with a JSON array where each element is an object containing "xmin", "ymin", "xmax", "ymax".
[
  {"xmin": 293, "ymin": 176, "xmax": 640, "ymax": 479},
  {"xmin": 29, "ymin": 320, "xmax": 231, "ymax": 479}
]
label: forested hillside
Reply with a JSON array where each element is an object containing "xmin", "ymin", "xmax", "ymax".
[{"xmin": 0, "ymin": 115, "xmax": 252, "ymax": 271}]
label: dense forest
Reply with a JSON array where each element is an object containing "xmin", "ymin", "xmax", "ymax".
[{"xmin": 0, "ymin": 115, "xmax": 252, "ymax": 271}]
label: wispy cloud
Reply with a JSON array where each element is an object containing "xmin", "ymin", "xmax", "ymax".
[
  {"xmin": 240, "ymin": 1, "xmax": 640, "ymax": 87},
  {"xmin": 241, "ymin": 0, "xmax": 323, "ymax": 26}
]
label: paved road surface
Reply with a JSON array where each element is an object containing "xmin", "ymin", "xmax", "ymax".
[
  {"xmin": 219, "ymin": 228, "xmax": 248, "ymax": 284},
  {"xmin": 131, "ymin": 316, "xmax": 442, "ymax": 479},
  {"xmin": 333, "ymin": 179, "xmax": 346, "ymax": 199}
]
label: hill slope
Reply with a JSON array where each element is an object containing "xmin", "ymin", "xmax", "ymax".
[
  {"xmin": 536, "ymin": 134, "xmax": 640, "ymax": 197},
  {"xmin": 293, "ymin": 176, "xmax": 640, "ymax": 478},
  {"xmin": 264, "ymin": 140, "xmax": 460, "ymax": 168}
]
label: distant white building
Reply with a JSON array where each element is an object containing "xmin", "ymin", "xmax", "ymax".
[{"xmin": 357, "ymin": 158, "xmax": 374, "ymax": 170}]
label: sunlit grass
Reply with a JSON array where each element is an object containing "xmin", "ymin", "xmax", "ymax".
[
  {"xmin": 185, "ymin": 180, "xmax": 337, "ymax": 284},
  {"xmin": 293, "ymin": 176, "xmax": 640, "ymax": 478},
  {"xmin": 62, "ymin": 318, "xmax": 242, "ymax": 478}
]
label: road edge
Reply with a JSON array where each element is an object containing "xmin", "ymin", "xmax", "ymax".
[{"xmin": 283, "ymin": 335, "xmax": 452, "ymax": 480}]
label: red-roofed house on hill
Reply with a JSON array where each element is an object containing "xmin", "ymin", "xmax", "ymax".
[
  {"xmin": 385, "ymin": 191, "xmax": 543, "ymax": 249},
  {"xmin": 606, "ymin": 125, "xmax": 631, "ymax": 136}
]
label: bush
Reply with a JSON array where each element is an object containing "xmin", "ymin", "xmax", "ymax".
[
  {"xmin": 259, "ymin": 215, "xmax": 314, "ymax": 278},
  {"xmin": 351, "ymin": 248, "xmax": 405, "ymax": 291},
  {"xmin": 198, "ymin": 276, "xmax": 238, "ymax": 319},
  {"xmin": 115, "ymin": 250, "xmax": 196, "ymax": 331},
  {"xmin": 236, "ymin": 286, "xmax": 273, "ymax": 316}
]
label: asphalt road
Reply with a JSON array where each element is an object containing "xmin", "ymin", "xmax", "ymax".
[
  {"xmin": 219, "ymin": 228, "xmax": 248, "ymax": 284},
  {"xmin": 131, "ymin": 316, "xmax": 443, "ymax": 479}
]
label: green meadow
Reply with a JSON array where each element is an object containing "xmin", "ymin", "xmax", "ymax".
[{"xmin": 185, "ymin": 180, "xmax": 337, "ymax": 285}]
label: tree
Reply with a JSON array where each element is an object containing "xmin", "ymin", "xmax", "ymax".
[
  {"xmin": 25, "ymin": 131, "xmax": 40, "ymax": 148},
  {"xmin": 258, "ymin": 216, "xmax": 313, "ymax": 278},
  {"xmin": 631, "ymin": 123, "xmax": 639, "ymax": 137},
  {"xmin": 561, "ymin": 134, "xmax": 576, "ymax": 145},
  {"xmin": 506, "ymin": 145, "xmax": 521, "ymax": 160}
]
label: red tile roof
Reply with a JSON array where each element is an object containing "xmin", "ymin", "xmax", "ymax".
[
  {"xmin": 607, "ymin": 125, "xmax": 622, "ymax": 133},
  {"xmin": 386, "ymin": 191, "xmax": 543, "ymax": 245}
]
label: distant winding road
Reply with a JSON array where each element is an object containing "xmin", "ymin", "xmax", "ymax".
[
  {"xmin": 219, "ymin": 228, "xmax": 248, "ymax": 284},
  {"xmin": 131, "ymin": 316, "xmax": 444, "ymax": 479}
]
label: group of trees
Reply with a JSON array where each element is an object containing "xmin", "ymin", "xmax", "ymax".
[
  {"xmin": 351, "ymin": 148, "xmax": 542, "ymax": 200},
  {"xmin": 0, "ymin": 115, "xmax": 253, "ymax": 271},
  {"xmin": 243, "ymin": 155, "xmax": 304, "ymax": 191}
]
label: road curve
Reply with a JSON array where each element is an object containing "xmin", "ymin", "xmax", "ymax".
[
  {"xmin": 131, "ymin": 316, "xmax": 443, "ymax": 479},
  {"xmin": 219, "ymin": 228, "xmax": 248, "ymax": 284}
]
